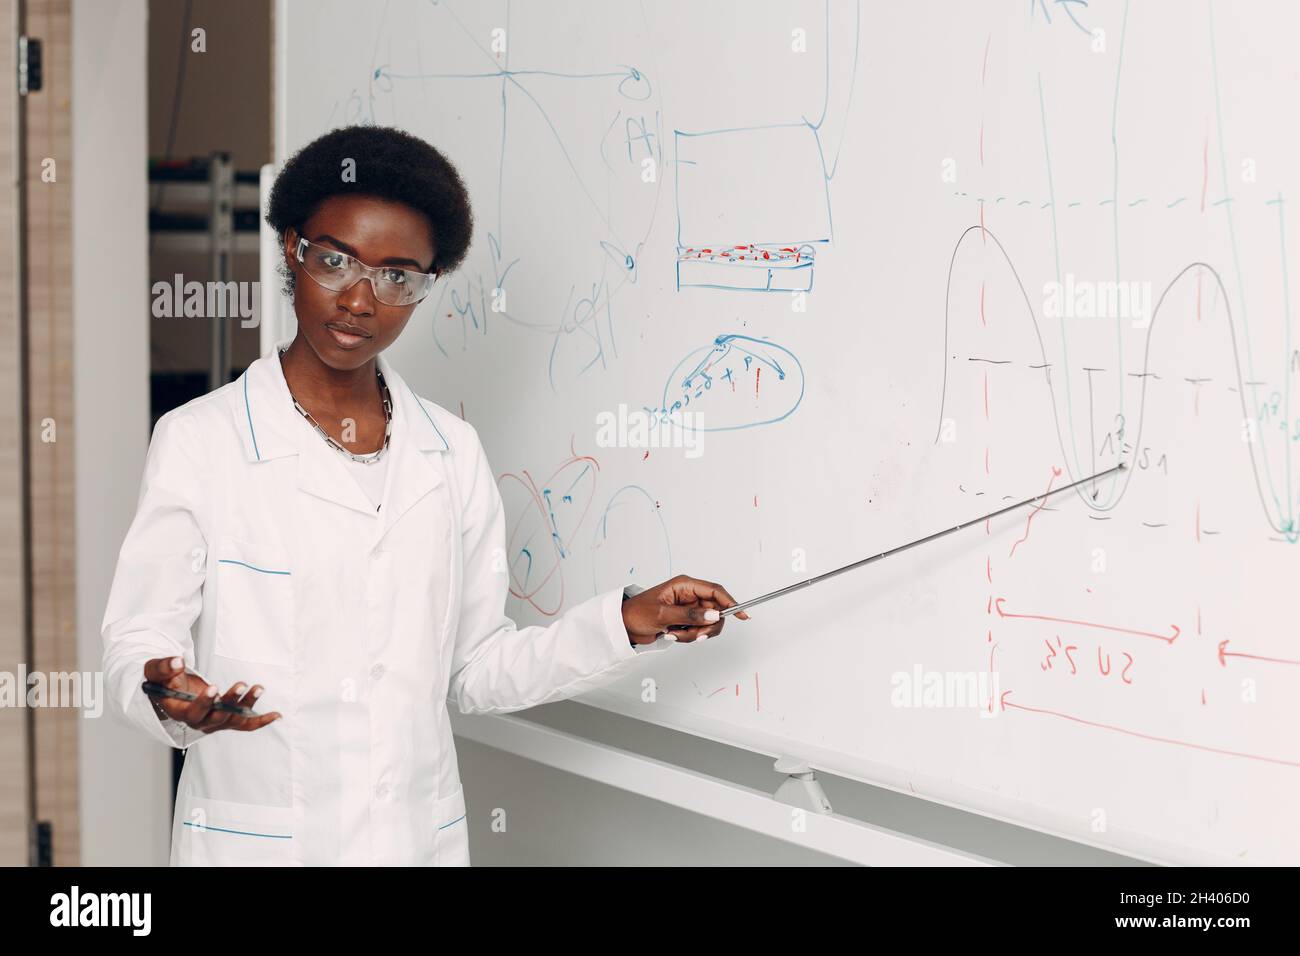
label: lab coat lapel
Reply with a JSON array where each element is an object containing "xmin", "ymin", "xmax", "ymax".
[
  {"xmin": 231, "ymin": 338, "xmax": 391, "ymax": 519},
  {"xmin": 296, "ymin": 428, "xmax": 378, "ymax": 518},
  {"xmin": 229, "ymin": 340, "xmax": 452, "ymax": 551},
  {"xmin": 368, "ymin": 350, "xmax": 451, "ymax": 552}
]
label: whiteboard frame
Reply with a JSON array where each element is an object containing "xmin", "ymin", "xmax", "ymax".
[
  {"xmin": 269, "ymin": 0, "xmax": 1206, "ymax": 869},
  {"xmin": 449, "ymin": 710, "xmax": 996, "ymax": 866}
]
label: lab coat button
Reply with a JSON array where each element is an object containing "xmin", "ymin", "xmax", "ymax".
[{"xmin": 370, "ymin": 662, "xmax": 385, "ymax": 681}]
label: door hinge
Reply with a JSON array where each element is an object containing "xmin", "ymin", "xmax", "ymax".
[
  {"xmin": 30, "ymin": 820, "xmax": 53, "ymax": 866},
  {"xmin": 18, "ymin": 36, "xmax": 42, "ymax": 95}
]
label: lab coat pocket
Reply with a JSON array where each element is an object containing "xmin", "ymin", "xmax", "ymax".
[
  {"xmin": 433, "ymin": 785, "xmax": 469, "ymax": 867},
  {"xmin": 177, "ymin": 794, "xmax": 294, "ymax": 867},
  {"xmin": 214, "ymin": 536, "xmax": 294, "ymax": 667}
]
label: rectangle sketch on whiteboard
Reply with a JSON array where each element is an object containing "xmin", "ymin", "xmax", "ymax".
[{"xmin": 674, "ymin": 124, "xmax": 827, "ymax": 293}]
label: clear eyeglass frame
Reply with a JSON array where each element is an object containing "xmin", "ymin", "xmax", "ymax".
[{"xmin": 293, "ymin": 234, "xmax": 437, "ymax": 306}]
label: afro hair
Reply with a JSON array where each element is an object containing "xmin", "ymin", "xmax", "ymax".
[{"xmin": 265, "ymin": 124, "xmax": 474, "ymax": 297}]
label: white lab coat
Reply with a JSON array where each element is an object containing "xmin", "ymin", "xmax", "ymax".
[{"xmin": 101, "ymin": 337, "xmax": 674, "ymax": 866}]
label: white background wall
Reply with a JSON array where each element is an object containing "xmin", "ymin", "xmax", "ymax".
[{"xmin": 73, "ymin": 0, "xmax": 173, "ymax": 866}]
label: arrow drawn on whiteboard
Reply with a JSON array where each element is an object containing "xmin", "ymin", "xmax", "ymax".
[
  {"xmin": 654, "ymin": 333, "xmax": 805, "ymax": 432},
  {"xmin": 994, "ymin": 598, "xmax": 1180, "ymax": 644},
  {"xmin": 1217, "ymin": 640, "xmax": 1300, "ymax": 669}
]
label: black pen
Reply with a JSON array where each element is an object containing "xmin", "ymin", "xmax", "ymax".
[{"xmin": 141, "ymin": 680, "xmax": 261, "ymax": 718}]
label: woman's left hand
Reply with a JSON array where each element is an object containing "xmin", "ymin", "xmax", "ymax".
[{"xmin": 621, "ymin": 574, "xmax": 751, "ymax": 645}]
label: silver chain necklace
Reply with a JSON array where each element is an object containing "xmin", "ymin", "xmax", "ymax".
[{"xmin": 279, "ymin": 346, "xmax": 393, "ymax": 464}]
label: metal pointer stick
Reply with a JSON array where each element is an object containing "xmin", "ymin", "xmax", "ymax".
[{"xmin": 719, "ymin": 462, "xmax": 1125, "ymax": 618}]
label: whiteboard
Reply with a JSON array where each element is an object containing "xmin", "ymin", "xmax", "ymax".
[{"xmin": 278, "ymin": 0, "xmax": 1300, "ymax": 865}]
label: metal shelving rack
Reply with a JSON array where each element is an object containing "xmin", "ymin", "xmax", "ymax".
[{"xmin": 148, "ymin": 152, "xmax": 263, "ymax": 391}]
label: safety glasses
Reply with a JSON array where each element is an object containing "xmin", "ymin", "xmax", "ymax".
[{"xmin": 294, "ymin": 235, "xmax": 437, "ymax": 306}]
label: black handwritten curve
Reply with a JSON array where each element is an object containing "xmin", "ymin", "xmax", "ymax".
[{"xmin": 935, "ymin": 225, "xmax": 1285, "ymax": 533}]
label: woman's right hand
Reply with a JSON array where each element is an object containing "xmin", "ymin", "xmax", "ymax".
[{"xmin": 143, "ymin": 656, "xmax": 281, "ymax": 733}]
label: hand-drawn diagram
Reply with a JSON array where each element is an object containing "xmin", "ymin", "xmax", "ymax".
[
  {"xmin": 499, "ymin": 446, "xmax": 601, "ymax": 616},
  {"xmin": 498, "ymin": 444, "xmax": 671, "ymax": 616},
  {"xmin": 673, "ymin": 1, "xmax": 860, "ymax": 293},
  {"xmin": 338, "ymin": 2, "xmax": 665, "ymax": 393},
  {"xmin": 935, "ymin": 0, "xmax": 1300, "ymax": 783},
  {"xmin": 590, "ymin": 484, "xmax": 673, "ymax": 597},
  {"xmin": 674, "ymin": 127, "xmax": 826, "ymax": 293},
  {"xmin": 651, "ymin": 333, "xmax": 805, "ymax": 432}
]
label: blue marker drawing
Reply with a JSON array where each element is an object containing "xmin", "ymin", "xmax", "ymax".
[
  {"xmin": 343, "ymin": 1, "xmax": 664, "ymax": 391},
  {"xmin": 673, "ymin": 0, "xmax": 860, "ymax": 293},
  {"xmin": 651, "ymin": 334, "xmax": 805, "ymax": 432},
  {"xmin": 591, "ymin": 485, "xmax": 673, "ymax": 596},
  {"xmin": 500, "ymin": 450, "xmax": 601, "ymax": 616}
]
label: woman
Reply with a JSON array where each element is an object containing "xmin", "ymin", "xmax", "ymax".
[{"xmin": 101, "ymin": 125, "xmax": 749, "ymax": 866}]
